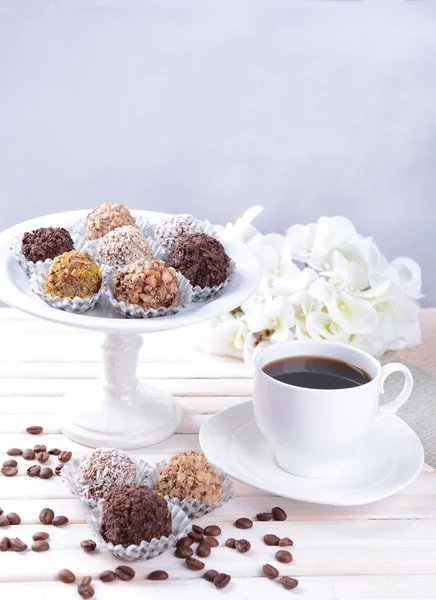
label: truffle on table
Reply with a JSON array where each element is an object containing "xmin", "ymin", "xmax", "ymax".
[
  {"xmin": 155, "ymin": 214, "xmax": 203, "ymax": 251},
  {"xmin": 86, "ymin": 203, "xmax": 136, "ymax": 240},
  {"xmin": 155, "ymin": 451, "xmax": 222, "ymax": 503},
  {"xmin": 113, "ymin": 258, "xmax": 178, "ymax": 310},
  {"xmin": 44, "ymin": 250, "xmax": 102, "ymax": 298},
  {"xmin": 21, "ymin": 227, "xmax": 74, "ymax": 263},
  {"xmin": 98, "ymin": 226, "xmax": 153, "ymax": 268},
  {"xmin": 167, "ymin": 232, "xmax": 230, "ymax": 288},
  {"xmin": 100, "ymin": 484, "xmax": 172, "ymax": 547}
]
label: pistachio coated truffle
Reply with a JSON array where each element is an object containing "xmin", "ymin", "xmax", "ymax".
[
  {"xmin": 86, "ymin": 203, "xmax": 136, "ymax": 240},
  {"xmin": 98, "ymin": 226, "xmax": 153, "ymax": 268},
  {"xmin": 21, "ymin": 227, "xmax": 74, "ymax": 263},
  {"xmin": 44, "ymin": 250, "xmax": 102, "ymax": 298}
]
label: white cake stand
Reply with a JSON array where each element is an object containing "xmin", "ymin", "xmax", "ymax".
[{"xmin": 0, "ymin": 210, "xmax": 260, "ymax": 449}]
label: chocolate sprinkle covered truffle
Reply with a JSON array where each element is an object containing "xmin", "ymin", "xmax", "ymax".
[
  {"xmin": 167, "ymin": 232, "xmax": 230, "ymax": 288},
  {"xmin": 21, "ymin": 227, "xmax": 74, "ymax": 263},
  {"xmin": 86, "ymin": 203, "xmax": 136, "ymax": 240},
  {"xmin": 98, "ymin": 226, "xmax": 153, "ymax": 268},
  {"xmin": 44, "ymin": 250, "xmax": 102, "ymax": 298},
  {"xmin": 155, "ymin": 214, "xmax": 203, "ymax": 251},
  {"xmin": 113, "ymin": 259, "xmax": 178, "ymax": 310},
  {"xmin": 100, "ymin": 485, "xmax": 172, "ymax": 547}
]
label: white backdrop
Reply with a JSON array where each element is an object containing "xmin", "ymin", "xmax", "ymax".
[{"xmin": 0, "ymin": 3, "xmax": 435, "ymax": 305}]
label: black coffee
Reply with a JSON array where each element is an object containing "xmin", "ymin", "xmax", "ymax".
[{"xmin": 263, "ymin": 356, "xmax": 371, "ymax": 390}]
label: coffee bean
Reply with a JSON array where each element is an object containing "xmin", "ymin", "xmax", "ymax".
[
  {"xmin": 99, "ymin": 570, "xmax": 116, "ymax": 582},
  {"xmin": 48, "ymin": 448, "xmax": 61, "ymax": 456},
  {"xmin": 39, "ymin": 467, "xmax": 53, "ymax": 479},
  {"xmin": 27, "ymin": 464, "xmax": 41, "ymax": 477},
  {"xmin": 3, "ymin": 459, "xmax": 17, "ymax": 468},
  {"xmin": 256, "ymin": 512, "xmax": 273, "ymax": 521},
  {"xmin": 33, "ymin": 444, "xmax": 46, "ymax": 453},
  {"xmin": 33, "ymin": 532, "xmax": 49, "ymax": 541},
  {"xmin": 278, "ymin": 537, "xmax": 294, "ymax": 547},
  {"xmin": 1, "ymin": 467, "xmax": 18, "ymax": 477},
  {"xmin": 80, "ymin": 539, "xmax": 97, "ymax": 552},
  {"xmin": 280, "ymin": 576, "xmax": 299, "ymax": 590},
  {"xmin": 204, "ymin": 525, "xmax": 221, "ymax": 537},
  {"xmin": 36, "ymin": 452, "xmax": 49, "ymax": 464},
  {"xmin": 59, "ymin": 451, "xmax": 72, "ymax": 464},
  {"xmin": 262, "ymin": 564, "xmax": 279, "ymax": 579},
  {"xmin": 213, "ymin": 573, "xmax": 231, "ymax": 589},
  {"xmin": 191, "ymin": 524, "xmax": 204, "ymax": 534},
  {"xmin": 6, "ymin": 448, "xmax": 22, "ymax": 456},
  {"xmin": 188, "ymin": 531, "xmax": 204, "ymax": 543},
  {"xmin": 22, "ymin": 449, "xmax": 35, "ymax": 461},
  {"xmin": 115, "ymin": 565, "xmax": 135, "ymax": 581},
  {"xmin": 39, "ymin": 508, "xmax": 54, "ymax": 524},
  {"xmin": 55, "ymin": 464, "xmax": 64, "ymax": 476},
  {"xmin": 175, "ymin": 546, "xmax": 193, "ymax": 559},
  {"xmin": 204, "ymin": 569, "xmax": 219, "ymax": 582},
  {"xmin": 225, "ymin": 537, "xmax": 236, "ymax": 548},
  {"xmin": 147, "ymin": 570, "xmax": 168, "ymax": 581},
  {"xmin": 234, "ymin": 517, "xmax": 253, "ymax": 529},
  {"xmin": 26, "ymin": 426, "xmax": 43, "ymax": 435},
  {"xmin": 79, "ymin": 576, "xmax": 92, "ymax": 586},
  {"xmin": 272, "ymin": 507, "xmax": 287, "ymax": 521},
  {"xmin": 6, "ymin": 512, "xmax": 20, "ymax": 525},
  {"xmin": 176, "ymin": 536, "xmax": 193, "ymax": 548},
  {"xmin": 185, "ymin": 557, "xmax": 204, "ymax": 571},
  {"xmin": 10, "ymin": 537, "xmax": 27, "ymax": 552},
  {"xmin": 78, "ymin": 584, "xmax": 95, "ymax": 599},
  {"xmin": 32, "ymin": 540, "xmax": 49, "ymax": 552},
  {"xmin": 197, "ymin": 542, "xmax": 211, "ymax": 558},
  {"xmin": 264, "ymin": 534, "xmax": 280, "ymax": 546},
  {"xmin": 0, "ymin": 536, "xmax": 10, "ymax": 551},
  {"xmin": 53, "ymin": 515, "xmax": 69, "ymax": 527},
  {"xmin": 204, "ymin": 536, "xmax": 219, "ymax": 547},
  {"xmin": 275, "ymin": 550, "xmax": 293, "ymax": 563},
  {"xmin": 235, "ymin": 539, "xmax": 251, "ymax": 553},
  {"xmin": 58, "ymin": 569, "xmax": 76, "ymax": 583},
  {"xmin": 0, "ymin": 517, "xmax": 10, "ymax": 527}
]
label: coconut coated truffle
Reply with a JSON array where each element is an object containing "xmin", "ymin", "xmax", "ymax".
[
  {"xmin": 21, "ymin": 227, "xmax": 74, "ymax": 263},
  {"xmin": 155, "ymin": 214, "xmax": 203, "ymax": 251},
  {"xmin": 44, "ymin": 250, "xmax": 102, "ymax": 298},
  {"xmin": 86, "ymin": 203, "xmax": 136, "ymax": 240},
  {"xmin": 98, "ymin": 226, "xmax": 153, "ymax": 268}
]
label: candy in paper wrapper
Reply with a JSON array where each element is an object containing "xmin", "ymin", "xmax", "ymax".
[
  {"xmin": 73, "ymin": 207, "xmax": 153, "ymax": 247},
  {"xmin": 22, "ymin": 227, "xmax": 74, "ymax": 263},
  {"xmin": 97, "ymin": 226, "xmax": 153, "ymax": 268},
  {"xmin": 44, "ymin": 250, "xmax": 102, "ymax": 299},
  {"xmin": 155, "ymin": 213, "xmax": 205, "ymax": 251},
  {"xmin": 86, "ymin": 203, "xmax": 137, "ymax": 240}
]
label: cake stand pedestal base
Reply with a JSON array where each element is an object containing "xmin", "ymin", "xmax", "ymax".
[{"xmin": 57, "ymin": 333, "xmax": 182, "ymax": 449}]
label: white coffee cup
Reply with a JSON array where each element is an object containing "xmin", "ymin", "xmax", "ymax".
[{"xmin": 253, "ymin": 340, "xmax": 413, "ymax": 478}]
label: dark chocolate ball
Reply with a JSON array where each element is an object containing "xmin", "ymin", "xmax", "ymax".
[{"xmin": 21, "ymin": 227, "xmax": 74, "ymax": 263}]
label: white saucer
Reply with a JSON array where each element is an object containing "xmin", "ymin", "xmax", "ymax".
[{"xmin": 199, "ymin": 400, "xmax": 424, "ymax": 506}]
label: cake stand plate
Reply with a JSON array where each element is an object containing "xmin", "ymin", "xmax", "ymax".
[{"xmin": 0, "ymin": 210, "xmax": 260, "ymax": 449}]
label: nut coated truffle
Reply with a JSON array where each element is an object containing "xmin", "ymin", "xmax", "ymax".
[
  {"xmin": 100, "ymin": 485, "xmax": 172, "ymax": 547},
  {"xmin": 86, "ymin": 203, "xmax": 136, "ymax": 240},
  {"xmin": 155, "ymin": 214, "xmax": 203, "ymax": 251},
  {"xmin": 167, "ymin": 232, "xmax": 230, "ymax": 288},
  {"xmin": 44, "ymin": 250, "xmax": 102, "ymax": 298},
  {"xmin": 113, "ymin": 259, "xmax": 179, "ymax": 310},
  {"xmin": 98, "ymin": 226, "xmax": 153, "ymax": 268},
  {"xmin": 22, "ymin": 227, "xmax": 74, "ymax": 263}
]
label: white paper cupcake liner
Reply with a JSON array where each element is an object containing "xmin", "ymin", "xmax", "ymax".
[
  {"xmin": 72, "ymin": 213, "xmax": 154, "ymax": 248},
  {"xmin": 29, "ymin": 262, "xmax": 102, "ymax": 314},
  {"xmin": 87, "ymin": 499, "xmax": 189, "ymax": 561},
  {"xmin": 83, "ymin": 237, "xmax": 167, "ymax": 269},
  {"xmin": 60, "ymin": 453, "xmax": 153, "ymax": 508},
  {"xmin": 104, "ymin": 268, "xmax": 193, "ymax": 319},
  {"xmin": 190, "ymin": 258, "xmax": 236, "ymax": 302},
  {"xmin": 147, "ymin": 460, "xmax": 235, "ymax": 519}
]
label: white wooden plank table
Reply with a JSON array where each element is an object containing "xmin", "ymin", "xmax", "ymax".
[{"xmin": 0, "ymin": 308, "xmax": 435, "ymax": 600}]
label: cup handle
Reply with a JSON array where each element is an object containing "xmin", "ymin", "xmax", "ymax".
[{"xmin": 378, "ymin": 363, "xmax": 414, "ymax": 416}]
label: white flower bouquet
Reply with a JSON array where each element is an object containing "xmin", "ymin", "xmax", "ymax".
[{"xmin": 199, "ymin": 207, "xmax": 422, "ymax": 362}]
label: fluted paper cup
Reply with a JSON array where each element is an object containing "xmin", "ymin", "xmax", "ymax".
[{"xmin": 190, "ymin": 258, "xmax": 236, "ymax": 302}]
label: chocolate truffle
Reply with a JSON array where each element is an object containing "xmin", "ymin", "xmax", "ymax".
[
  {"xmin": 155, "ymin": 451, "xmax": 222, "ymax": 503},
  {"xmin": 100, "ymin": 485, "xmax": 172, "ymax": 547},
  {"xmin": 113, "ymin": 259, "xmax": 178, "ymax": 310},
  {"xmin": 167, "ymin": 232, "xmax": 230, "ymax": 288},
  {"xmin": 76, "ymin": 448, "xmax": 137, "ymax": 503},
  {"xmin": 86, "ymin": 203, "xmax": 136, "ymax": 240},
  {"xmin": 21, "ymin": 227, "xmax": 74, "ymax": 263},
  {"xmin": 44, "ymin": 250, "xmax": 102, "ymax": 298},
  {"xmin": 98, "ymin": 226, "xmax": 153, "ymax": 268},
  {"xmin": 155, "ymin": 214, "xmax": 203, "ymax": 251}
]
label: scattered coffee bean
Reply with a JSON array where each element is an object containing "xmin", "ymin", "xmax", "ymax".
[
  {"xmin": 1, "ymin": 467, "xmax": 18, "ymax": 477},
  {"xmin": 6, "ymin": 448, "xmax": 22, "ymax": 456},
  {"xmin": 197, "ymin": 542, "xmax": 211, "ymax": 558},
  {"xmin": 39, "ymin": 508, "xmax": 54, "ymax": 525},
  {"xmin": 225, "ymin": 538, "xmax": 236, "ymax": 548},
  {"xmin": 191, "ymin": 524, "xmax": 204, "ymax": 534},
  {"xmin": 262, "ymin": 564, "xmax": 279, "ymax": 579},
  {"xmin": 176, "ymin": 536, "xmax": 193, "ymax": 548},
  {"xmin": 99, "ymin": 570, "xmax": 116, "ymax": 582},
  {"xmin": 27, "ymin": 464, "xmax": 41, "ymax": 477},
  {"xmin": 6, "ymin": 512, "xmax": 20, "ymax": 525},
  {"xmin": 256, "ymin": 512, "xmax": 273, "ymax": 521},
  {"xmin": 188, "ymin": 531, "xmax": 204, "ymax": 543},
  {"xmin": 79, "ymin": 576, "xmax": 92, "ymax": 586},
  {"xmin": 53, "ymin": 515, "xmax": 69, "ymax": 527},
  {"xmin": 39, "ymin": 467, "xmax": 53, "ymax": 479},
  {"xmin": 0, "ymin": 536, "xmax": 10, "ymax": 551},
  {"xmin": 213, "ymin": 573, "xmax": 231, "ymax": 589},
  {"xmin": 0, "ymin": 517, "xmax": 10, "ymax": 527},
  {"xmin": 32, "ymin": 540, "xmax": 50, "ymax": 552},
  {"xmin": 26, "ymin": 426, "xmax": 43, "ymax": 435},
  {"xmin": 147, "ymin": 570, "xmax": 168, "ymax": 581},
  {"xmin": 204, "ymin": 525, "xmax": 221, "ymax": 537},
  {"xmin": 280, "ymin": 576, "xmax": 299, "ymax": 590},
  {"xmin": 59, "ymin": 451, "xmax": 72, "ymax": 464},
  {"xmin": 204, "ymin": 569, "xmax": 219, "ymax": 582},
  {"xmin": 58, "ymin": 569, "xmax": 76, "ymax": 584},
  {"xmin": 48, "ymin": 448, "xmax": 61, "ymax": 456},
  {"xmin": 278, "ymin": 537, "xmax": 294, "ymax": 547},
  {"xmin": 32, "ymin": 531, "xmax": 49, "ymax": 541},
  {"xmin": 275, "ymin": 550, "xmax": 293, "ymax": 564},
  {"xmin": 272, "ymin": 507, "xmax": 287, "ymax": 521},
  {"xmin": 185, "ymin": 557, "xmax": 204, "ymax": 571},
  {"xmin": 36, "ymin": 452, "xmax": 49, "ymax": 464},
  {"xmin": 55, "ymin": 464, "xmax": 64, "ymax": 476},
  {"xmin": 264, "ymin": 534, "xmax": 280, "ymax": 546},
  {"xmin": 234, "ymin": 517, "xmax": 253, "ymax": 529},
  {"xmin": 175, "ymin": 546, "xmax": 193, "ymax": 559},
  {"xmin": 33, "ymin": 444, "xmax": 46, "ymax": 453},
  {"xmin": 235, "ymin": 539, "xmax": 251, "ymax": 553},
  {"xmin": 22, "ymin": 449, "xmax": 35, "ymax": 461},
  {"xmin": 10, "ymin": 537, "xmax": 27, "ymax": 552},
  {"xmin": 78, "ymin": 584, "xmax": 95, "ymax": 599},
  {"xmin": 115, "ymin": 565, "xmax": 135, "ymax": 581},
  {"xmin": 3, "ymin": 459, "xmax": 17, "ymax": 468},
  {"xmin": 80, "ymin": 539, "xmax": 97, "ymax": 552},
  {"xmin": 204, "ymin": 536, "xmax": 219, "ymax": 547}
]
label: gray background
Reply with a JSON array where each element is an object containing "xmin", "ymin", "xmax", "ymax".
[{"xmin": 1, "ymin": 2, "xmax": 435, "ymax": 305}]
